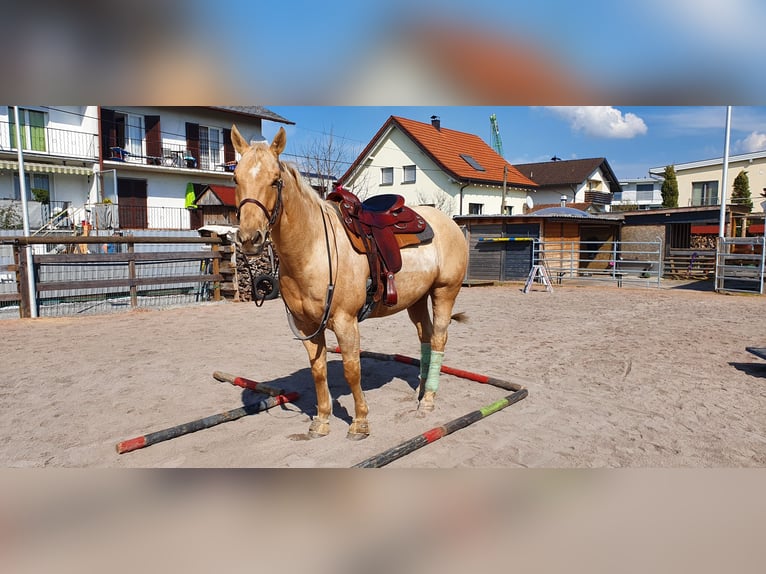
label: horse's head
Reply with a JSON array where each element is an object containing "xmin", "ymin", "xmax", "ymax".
[{"xmin": 231, "ymin": 124, "xmax": 287, "ymax": 255}]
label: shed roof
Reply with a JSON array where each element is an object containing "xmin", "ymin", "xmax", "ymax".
[{"xmin": 198, "ymin": 184, "xmax": 237, "ymax": 207}]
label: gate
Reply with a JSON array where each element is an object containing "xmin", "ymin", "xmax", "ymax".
[
  {"xmin": 536, "ymin": 238, "xmax": 663, "ymax": 288},
  {"xmin": 715, "ymin": 236, "xmax": 765, "ymax": 294}
]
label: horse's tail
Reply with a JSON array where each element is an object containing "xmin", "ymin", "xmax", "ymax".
[{"xmin": 450, "ymin": 312, "xmax": 468, "ymax": 323}]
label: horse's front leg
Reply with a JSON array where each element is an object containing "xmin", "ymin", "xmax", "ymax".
[
  {"xmin": 334, "ymin": 317, "xmax": 369, "ymax": 439},
  {"xmin": 302, "ymin": 332, "xmax": 332, "ymax": 438}
]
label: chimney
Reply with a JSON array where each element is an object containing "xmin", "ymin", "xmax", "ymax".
[
  {"xmin": 431, "ymin": 115, "xmax": 441, "ymax": 131},
  {"xmin": 560, "ymin": 194, "xmax": 567, "ymax": 207}
]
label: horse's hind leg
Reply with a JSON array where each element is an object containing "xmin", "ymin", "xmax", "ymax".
[
  {"xmin": 420, "ymin": 285, "xmax": 460, "ymax": 410},
  {"xmin": 407, "ymin": 295, "xmax": 433, "ymax": 402}
]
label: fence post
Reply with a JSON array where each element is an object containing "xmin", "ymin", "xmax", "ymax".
[
  {"xmin": 212, "ymin": 235, "xmax": 221, "ymax": 301},
  {"xmin": 128, "ymin": 239, "xmax": 137, "ymax": 307},
  {"xmin": 14, "ymin": 243, "xmax": 30, "ymax": 319}
]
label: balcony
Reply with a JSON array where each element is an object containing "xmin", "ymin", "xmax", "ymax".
[
  {"xmin": 612, "ymin": 190, "xmax": 663, "ymax": 205},
  {"xmin": 105, "ymin": 140, "xmax": 237, "ymax": 174},
  {"xmin": 584, "ymin": 191, "xmax": 612, "ymax": 205},
  {"xmin": 0, "ymin": 120, "xmax": 98, "ymax": 160}
]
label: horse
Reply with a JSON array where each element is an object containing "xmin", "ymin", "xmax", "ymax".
[{"xmin": 231, "ymin": 125, "xmax": 468, "ymax": 439}]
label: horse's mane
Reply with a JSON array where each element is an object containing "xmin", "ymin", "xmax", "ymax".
[{"xmin": 282, "ymin": 162, "xmax": 325, "ymax": 207}]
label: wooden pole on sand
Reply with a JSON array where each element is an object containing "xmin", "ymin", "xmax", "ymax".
[
  {"xmin": 352, "ymin": 389, "xmax": 528, "ymax": 468},
  {"xmin": 329, "ymin": 347, "xmax": 525, "ymax": 392},
  {"xmin": 212, "ymin": 371, "xmax": 284, "ymax": 396},
  {"xmin": 116, "ymin": 392, "xmax": 299, "ymax": 454}
]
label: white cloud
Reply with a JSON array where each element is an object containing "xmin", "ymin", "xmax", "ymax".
[
  {"xmin": 547, "ymin": 106, "xmax": 648, "ymax": 138},
  {"xmin": 736, "ymin": 131, "xmax": 766, "ymax": 153}
]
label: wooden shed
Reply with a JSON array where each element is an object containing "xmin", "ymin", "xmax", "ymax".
[
  {"xmin": 454, "ymin": 208, "xmax": 622, "ymax": 282},
  {"xmin": 193, "ymin": 184, "xmax": 238, "ymax": 228}
]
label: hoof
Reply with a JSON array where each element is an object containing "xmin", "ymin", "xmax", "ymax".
[
  {"xmin": 418, "ymin": 391, "xmax": 437, "ymax": 412},
  {"xmin": 347, "ymin": 418, "xmax": 370, "ymax": 440},
  {"xmin": 308, "ymin": 418, "xmax": 330, "ymax": 438}
]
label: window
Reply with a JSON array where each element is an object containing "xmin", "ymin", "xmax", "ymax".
[
  {"xmin": 402, "ymin": 165, "xmax": 416, "ymax": 184},
  {"xmin": 9, "ymin": 108, "xmax": 47, "ymax": 152},
  {"xmin": 199, "ymin": 125, "xmax": 223, "ymax": 170},
  {"xmin": 460, "ymin": 154, "xmax": 485, "ymax": 171},
  {"xmin": 114, "ymin": 112, "xmax": 145, "ymax": 158},
  {"xmin": 502, "ymin": 205, "xmax": 513, "ymax": 215},
  {"xmin": 692, "ymin": 181, "xmax": 718, "ymax": 206},
  {"xmin": 381, "ymin": 167, "xmax": 393, "ymax": 186},
  {"xmin": 636, "ymin": 183, "xmax": 654, "ymax": 192},
  {"xmin": 468, "ymin": 202, "xmax": 483, "ymax": 215},
  {"xmin": 12, "ymin": 173, "xmax": 50, "ymax": 202}
]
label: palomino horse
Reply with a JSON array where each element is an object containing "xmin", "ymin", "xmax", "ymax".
[{"xmin": 231, "ymin": 125, "xmax": 468, "ymax": 439}]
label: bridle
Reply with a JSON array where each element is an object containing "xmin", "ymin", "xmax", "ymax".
[
  {"xmin": 234, "ymin": 161, "xmax": 336, "ymax": 341},
  {"xmin": 235, "ymin": 177, "xmax": 283, "ymax": 228}
]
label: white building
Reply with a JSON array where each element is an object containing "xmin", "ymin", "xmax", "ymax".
[
  {"xmin": 613, "ymin": 177, "xmax": 663, "ymax": 210},
  {"xmin": 338, "ymin": 115, "xmax": 537, "ymax": 216},
  {"xmin": 0, "ymin": 106, "xmax": 293, "ymax": 230}
]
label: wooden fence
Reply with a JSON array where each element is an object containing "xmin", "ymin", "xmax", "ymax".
[{"xmin": 0, "ymin": 234, "xmax": 224, "ymax": 318}]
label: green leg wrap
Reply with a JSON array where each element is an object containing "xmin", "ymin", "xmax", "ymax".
[
  {"xmin": 424, "ymin": 350, "xmax": 444, "ymax": 392},
  {"xmin": 419, "ymin": 343, "xmax": 432, "ymax": 382}
]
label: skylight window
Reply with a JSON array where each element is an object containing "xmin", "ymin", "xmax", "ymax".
[{"xmin": 460, "ymin": 154, "xmax": 485, "ymax": 171}]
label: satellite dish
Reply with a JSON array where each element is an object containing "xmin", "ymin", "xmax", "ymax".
[{"xmin": 525, "ymin": 196, "xmax": 534, "ymax": 209}]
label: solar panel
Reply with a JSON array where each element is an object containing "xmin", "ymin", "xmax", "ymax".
[{"xmin": 460, "ymin": 154, "xmax": 485, "ymax": 171}]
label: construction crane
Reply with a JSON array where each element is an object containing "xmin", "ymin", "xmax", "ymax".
[{"xmin": 489, "ymin": 114, "xmax": 504, "ymax": 157}]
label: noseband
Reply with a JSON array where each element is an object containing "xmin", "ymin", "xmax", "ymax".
[{"xmin": 236, "ymin": 175, "xmax": 284, "ymax": 229}]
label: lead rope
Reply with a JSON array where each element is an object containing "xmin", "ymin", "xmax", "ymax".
[{"xmin": 284, "ymin": 203, "xmax": 335, "ymax": 341}]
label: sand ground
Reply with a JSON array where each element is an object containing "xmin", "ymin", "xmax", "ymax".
[{"xmin": 1, "ymin": 281, "xmax": 765, "ymax": 468}]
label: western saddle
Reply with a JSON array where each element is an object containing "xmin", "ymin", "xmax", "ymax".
[{"xmin": 327, "ymin": 186, "xmax": 433, "ymax": 319}]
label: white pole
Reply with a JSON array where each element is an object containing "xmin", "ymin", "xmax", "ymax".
[
  {"xmin": 718, "ymin": 106, "xmax": 732, "ymax": 239},
  {"xmin": 13, "ymin": 106, "xmax": 38, "ymax": 318}
]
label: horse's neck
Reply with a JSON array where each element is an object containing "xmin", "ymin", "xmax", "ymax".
[{"xmin": 270, "ymin": 178, "xmax": 328, "ymax": 269}]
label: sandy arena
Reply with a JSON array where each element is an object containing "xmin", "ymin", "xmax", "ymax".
[{"xmin": 1, "ymin": 282, "xmax": 765, "ymax": 468}]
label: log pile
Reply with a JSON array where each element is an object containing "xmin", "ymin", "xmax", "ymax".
[{"xmin": 235, "ymin": 246, "xmax": 278, "ymax": 302}]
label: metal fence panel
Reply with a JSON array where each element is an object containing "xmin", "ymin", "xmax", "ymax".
[
  {"xmin": 535, "ymin": 238, "xmax": 663, "ymax": 288},
  {"xmin": 715, "ymin": 236, "xmax": 765, "ymax": 294}
]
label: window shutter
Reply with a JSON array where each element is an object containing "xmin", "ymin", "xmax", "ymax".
[
  {"xmin": 145, "ymin": 115, "xmax": 161, "ymax": 158},
  {"xmin": 185, "ymin": 122, "xmax": 200, "ymax": 168},
  {"xmin": 100, "ymin": 108, "xmax": 116, "ymax": 159},
  {"xmin": 223, "ymin": 128, "xmax": 235, "ymax": 163}
]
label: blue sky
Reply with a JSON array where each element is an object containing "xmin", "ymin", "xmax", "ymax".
[{"xmin": 261, "ymin": 106, "xmax": 766, "ymax": 181}]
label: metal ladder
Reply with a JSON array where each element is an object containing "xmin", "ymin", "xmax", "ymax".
[{"xmin": 523, "ymin": 264, "xmax": 553, "ymax": 293}]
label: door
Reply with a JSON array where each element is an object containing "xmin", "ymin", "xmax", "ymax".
[
  {"xmin": 502, "ymin": 223, "xmax": 539, "ymax": 280},
  {"xmin": 117, "ymin": 178, "xmax": 148, "ymax": 229}
]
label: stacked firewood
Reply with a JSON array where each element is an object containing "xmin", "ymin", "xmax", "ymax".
[{"xmin": 235, "ymin": 246, "xmax": 278, "ymax": 302}]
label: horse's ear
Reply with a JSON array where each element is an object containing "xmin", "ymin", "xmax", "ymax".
[
  {"xmin": 271, "ymin": 127, "xmax": 287, "ymax": 157},
  {"xmin": 231, "ymin": 124, "xmax": 250, "ymax": 155}
]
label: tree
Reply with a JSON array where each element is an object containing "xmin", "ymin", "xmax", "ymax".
[
  {"xmin": 661, "ymin": 165, "xmax": 678, "ymax": 208},
  {"xmin": 732, "ymin": 169, "xmax": 752, "ymax": 212},
  {"xmin": 297, "ymin": 127, "xmax": 352, "ymax": 199},
  {"xmin": 416, "ymin": 190, "xmax": 455, "ymax": 215}
]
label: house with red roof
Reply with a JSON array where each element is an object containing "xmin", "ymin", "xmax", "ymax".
[
  {"xmin": 337, "ymin": 115, "xmax": 537, "ymax": 217},
  {"xmin": 513, "ymin": 157, "xmax": 621, "ymax": 213}
]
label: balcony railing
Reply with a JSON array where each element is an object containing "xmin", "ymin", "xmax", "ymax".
[
  {"xmin": 613, "ymin": 190, "xmax": 663, "ymax": 204},
  {"xmin": 0, "ymin": 120, "xmax": 98, "ymax": 160},
  {"xmin": 105, "ymin": 140, "xmax": 237, "ymax": 173}
]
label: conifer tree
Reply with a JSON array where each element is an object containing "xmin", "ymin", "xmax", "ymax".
[
  {"xmin": 732, "ymin": 169, "xmax": 752, "ymax": 212},
  {"xmin": 661, "ymin": 165, "xmax": 678, "ymax": 208}
]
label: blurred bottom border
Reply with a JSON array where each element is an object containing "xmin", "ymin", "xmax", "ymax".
[{"xmin": 1, "ymin": 468, "xmax": 764, "ymax": 574}]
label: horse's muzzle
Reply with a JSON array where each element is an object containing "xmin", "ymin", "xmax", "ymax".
[{"xmin": 236, "ymin": 228, "xmax": 267, "ymax": 255}]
